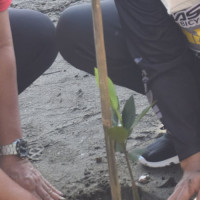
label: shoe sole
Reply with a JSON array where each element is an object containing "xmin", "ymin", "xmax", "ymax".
[{"xmin": 138, "ymin": 155, "xmax": 180, "ymax": 168}]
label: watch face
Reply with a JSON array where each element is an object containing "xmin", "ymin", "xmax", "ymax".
[{"xmin": 16, "ymin": 139, "xmax": 29, "ymax": 158}]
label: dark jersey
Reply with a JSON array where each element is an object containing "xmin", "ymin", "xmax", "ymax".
[{"xmin": 114, "ymin": 0, "xmax": 200, "ymax": 161}]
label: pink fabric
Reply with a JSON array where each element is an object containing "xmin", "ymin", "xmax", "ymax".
[{"xmin": 0, "ymin": 0, "xmax": 11, "ymax": 12}]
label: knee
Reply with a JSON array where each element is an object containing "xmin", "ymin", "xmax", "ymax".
[
  {"xmin": 35, "ymin": 12, "xmax": 58, "ymax": 68},
  {"xmin": 56, "ymin": 6, "xmax": 79, "ymax": 60},
  {"xmin": 10, "ymin": 8, "xmax": 58, "ymax": 60},
  {"xmin": 29, "ymin": 10, "xmax": 58, "ymax": 59},
  {"xmin": 56, "ymin": 4, "xmax": 92, "ymax": 63}
]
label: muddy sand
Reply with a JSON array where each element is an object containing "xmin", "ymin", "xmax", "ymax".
[{"xmin": 12, "ymin": 0, "xmax": 182, "ymax": 199}]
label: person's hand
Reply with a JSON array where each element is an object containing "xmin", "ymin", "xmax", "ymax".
[
  {"xmin": 0, "ymin": 156, "xmax": 65, "ymax": 200},
  {"xmin": 168, "ymin": 170, "xmax": 200, "ymax": 200},
  {"xmin": 0, "ymin": 168, "xmax": 39, "ymax": 200},
  {"xmin": 168, "ymin": 152, "xmax": 200, "ymax": 200}
]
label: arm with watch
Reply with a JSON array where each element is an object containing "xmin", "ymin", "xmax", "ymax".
[
  {"xmin": 0, "ymin": 5, "xmax": 64, "ymax": 200},
  {"xmin": 0, "ymin": 8, "xmax": 38, "ymax": 200}
]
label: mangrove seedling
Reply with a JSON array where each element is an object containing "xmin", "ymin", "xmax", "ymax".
[{"xmin": 95, "ymin": 68, "xmax": 154, "ymax": 200}]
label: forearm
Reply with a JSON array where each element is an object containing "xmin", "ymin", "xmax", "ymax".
[
  {"xmin": 181, "ymin": 152, "xmax": 200, "ymax": 171},
  {"xmin": 0, "ymin": 10, "xmax": 22, "ymax": 145},
  {"xmin": 168, "ymin": 153, "xmax": 200, "ymax": 199},
  {"xmin": 0, "ymin": 46, "xmax": 22, "ymax": 146},
  {"xmin": 0, "ymin": 168, "xmax": 38, "ymax": 200}
]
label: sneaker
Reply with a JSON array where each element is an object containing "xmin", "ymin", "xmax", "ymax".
[{"xmin": 138, "ymin": 133, "xmax": 180, "ymax": 168}]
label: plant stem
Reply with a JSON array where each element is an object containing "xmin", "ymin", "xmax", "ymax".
[
  {"xmin": 104, "ymin": 127, "xmax": 122, "ymax": 200},
  {"xmin": 91, "ymin": 0, "xmax": 121, "ymax": 199},
  {"xmin": 122, "ymin": 143, "xmax": 140, "ymax": 200}
]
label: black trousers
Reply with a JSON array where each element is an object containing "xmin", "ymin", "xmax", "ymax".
[
  {"xmin": 56, "ymin": 0, "xmax": 144, "ymax": 94},
  {"xmin": 56, "ymin": 0, "xmax": 200, "ymax": 161},
  {"xmin": 9, "ymin": 8, "xmax": 58, "ymax": 94}
]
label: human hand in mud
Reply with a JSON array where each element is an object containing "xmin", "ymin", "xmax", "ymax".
[
  {"xmin": 168, "ymin": 152, "xmax": 200, "ymax": 200},
  {"xmin": 0, "ymin": 156, "xmax": 65, "ymax": 200},
  {"xmin": 0, "ymin": 168, "xmax": 39, "ymax": 200}
]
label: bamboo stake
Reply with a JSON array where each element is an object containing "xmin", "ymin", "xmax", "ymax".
[{"xmin": 91, "ymin": 0, "xmax": 121, "ymax": 199}]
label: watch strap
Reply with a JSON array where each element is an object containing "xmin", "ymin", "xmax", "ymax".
[{"xmin": 1, "ymin": 141, "xmax": 18, "ymax": 156}]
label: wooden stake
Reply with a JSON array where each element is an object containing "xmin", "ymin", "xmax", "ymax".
[{"xmin": 91, "ymin": 0, "xmax": 121, "ymax": 199}]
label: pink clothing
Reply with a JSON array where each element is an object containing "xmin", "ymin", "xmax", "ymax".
[{"xmin": 0, "ymin": 0, "xmax": 11, "ymax": 12}]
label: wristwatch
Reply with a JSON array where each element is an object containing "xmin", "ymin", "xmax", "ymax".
[{"xmin": 0, "ymin": 139, "xmax": 29, "ymax": 158}]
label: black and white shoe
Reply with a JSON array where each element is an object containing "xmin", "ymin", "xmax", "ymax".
[{"xmin": 138, "ymin": 133, "xmax": 180, "ymax": 168}]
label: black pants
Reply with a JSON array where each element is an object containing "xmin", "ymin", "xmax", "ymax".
[
  {"xmin": 56, "ymin": 0, "xmax": 200, "ymax": 161},
  {"xmin": 56, "ymin": 0, "xmax": 144, "ymax": 94},
  {"xmin": 9, "ymin": 8, "xmax": 58, "ymax": 94}
]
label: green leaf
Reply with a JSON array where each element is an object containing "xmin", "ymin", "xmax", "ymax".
[
  {"xmin": 111, "ymin": 107, "xmax": 119, "ymax": 127},
  {"xmin": 108, "ymin": 78, "xmax": 120, "ymax": 115},
  {"xmin": 122, "ymin": 96, "xmax": 136, "ymax": 131},
  {"xmin": 108, "ymin": 127, "xmax": 129, "ymax": 144},
  {"xmin": 95, "ymin": 68, "xmax": 121, "ymax": 122},
  {"xmin": 130, "ymin": 101, "xmax": 155, "ymax": 133},
  {"xmin": 94, "ymin": 68, "xmax": 100, "ymax": 88}
]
